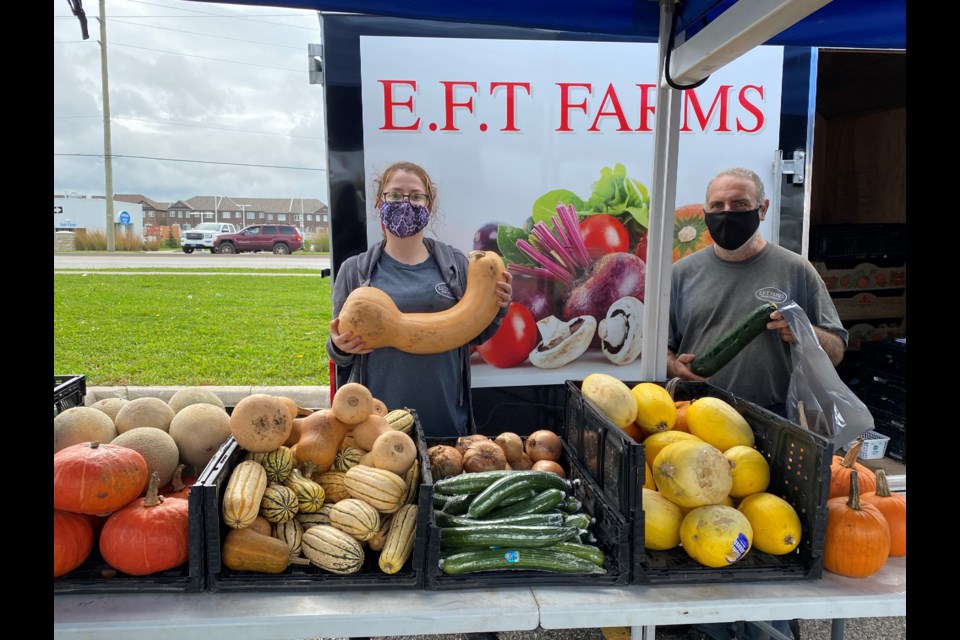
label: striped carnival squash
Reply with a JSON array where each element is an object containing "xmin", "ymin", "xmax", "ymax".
[
  {"xmin": 301, "ymin": 524, "xmax": 365, "ymax": 574},
  {"xmin": 329, "ymin": 498, "xmax": 381, "ymax": 541},
  {"xmin": 315, "ymin": 469, "xmax": 351, "ymax": 503},
  {"xmin": 296, "ymin": 503, "xmax": 336, "ymax": 530},
  {"xmin": 222, "ymin": 460, "xmax": 268, "ymax": 529},
  {"xmin": 344, "ymin": 465, "xmax": 407, "ymax": 514},
  {"xmin": 334, "ymin": 447, "xmax": 365, "ymax": 472},
  {"xmin": 283, "ymin": 468, "xmax": 325, "ymax": 513},
  {"xmin": 379, "ymin": 504, "xmax": 419, "ymax": 574},
  {"xmin": 247, "ymin": 446, "xmax": 295, "ymax": 484},
  {"xmin": 384, "ymin": 408, "xmax": 415, "ymax": 434},
  {"xmin": 673, "ymin": 204, "xmax": 714, "ymax": 262},
  {"xmin": 259, "ymin": 484, "xmax": 299, "ymax": 524},
  {"xmin": 272, "ymin": 518, "xmax": 304, "ymax": 556}
]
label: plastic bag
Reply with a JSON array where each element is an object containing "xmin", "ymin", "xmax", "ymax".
[{"xmin": 781, "ymin": 301, "xmax": 873, "ymax": 446}]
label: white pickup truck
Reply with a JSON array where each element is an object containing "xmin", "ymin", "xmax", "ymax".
[{"xmin": 181, "ymin": 222, "xmax": 238, "ymax": 253}]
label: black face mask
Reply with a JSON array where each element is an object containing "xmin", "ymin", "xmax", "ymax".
[{"xmin": 704, "ymin": 208, "xmax": 761, "ymax": 250}]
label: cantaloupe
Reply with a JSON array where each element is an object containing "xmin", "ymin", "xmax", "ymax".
[
  {"xmin": 114, "ymin": 397, "xmax": 176, "ymax": 434},
  {"xmin": 168, "ymin": 387, "xmax": 225, "ymax": 414},
  {"xmin": 111, "ymin": 427, "xmax": 181, "ymax": 489},
  {"xmin": 169, "ymin": 403, "xmax": 232, "ymax": 467},
  {"xmin": 89, "ymin": 397, "xmax": 129, "ymax": 423},
  {"xmin": 54, "ymin": 407, "xmax": 119, "ymax": 453}
]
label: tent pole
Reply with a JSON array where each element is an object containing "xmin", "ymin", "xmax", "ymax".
[{"xmin": 639, "ymin": 0, "xmax": 683, "ymax": 382}]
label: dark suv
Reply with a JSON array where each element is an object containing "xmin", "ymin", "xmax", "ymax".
[{"xmin": 213, "ymin": 224, "xmax": 304, "ymax": 255}]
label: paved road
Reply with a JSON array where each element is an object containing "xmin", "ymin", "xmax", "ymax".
[{"xmin": 53, "ymin": 251, "xmax": 331, "ymax": 271}]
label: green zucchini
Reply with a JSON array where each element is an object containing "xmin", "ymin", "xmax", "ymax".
[
  {"xmin": 467, "ymin": 471, "xmax": 571, "ymax": 518},
  {"xmin": 548, "ymin": 541, "xmax": 606, "ymax": 566},
  {"xmin": 440, "ymin": 547, "xmax": 606, "ymax": 575},
  {"xmin": 690, "ymin": 302, "xmax": 777, "ymax": 377},
  {"xmin": 439, "ymin": 524, "xmax": 579, "ymax": 549},
  {"xmin": 562, "ymin": 512, "xmax": 594, "ymax": 530},
  {"xmin": 435, "ymin": 511, "xmax": 566, "ymax": 529},
  {"xmin": 484, "ymin": 487, "xmax": 566, "ymax": 520},
  {"xmin": 433, "ymin": 470, "xmax": 514, "ymax": 495}
]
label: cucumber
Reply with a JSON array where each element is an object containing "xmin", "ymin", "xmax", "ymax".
[
  {"xmin": 435, "ymin": 511, "xmax": 566, "ymax": 529},
  {"xmin": 440, "ymin": 547, "xmax": 606, "ymax": 575},
  {"xmin": 562, "ymin": 512, "xmax": 594, "ymax": 530},
  {"xmin": 437, "ymin": 492, "xmax": 474, "ymax": 516},
  {"xmin": 433, "ymin": 470, "xmax": 514, "ymax": 495},
  {"xmin": 558, "ymin": 495, "xmax": 583, "ymax": 514},
  {"xmin": 439, "ymin": 524, "xmax": 580, "ymax": 549},
  {"xmin": 690, "ymin": 302, "xmax": 777, "ymax": 377},
  {"xmin": 467, "ymin": 471, "xmax": 571, "ymax": 518},
  {"xmin": 484, "ymin": 487, "xmax": 566, "ymax": 520},
  {"xmin": 548, "ymin": 541, "xmax": 606, "ymax": 566}
]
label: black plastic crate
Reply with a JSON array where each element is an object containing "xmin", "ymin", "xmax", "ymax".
[
  {"xmin": 857, "ymin": 376, "xmax": 906, "ymax": 421},
  {"xmin": 200, "ymin": 412, "xmax": 432, "ymax": 592},
  {"xmin": 874, "ymin": 421, "xmax": 906, "ymax": 463},
  {"xmin": 859, "ymin": 339, "xmax": 906, "ymax": 381},
  {"xmin": 54, "ymin": 486, "xmax": 206, "ymax": 594},
  {"xmin": 54, "ymin": 374, "xmax": 86, "ymax": 417},
  {"xmin": 567, "ymin": 380, "xmax": 832, "ymax": 585},
  {"xmin": 808, "ymin": 223, "xmax": 907, "ymax": 262},
  {"xmin": 424, "ymin": 438, "xmax": 634, "ymax": 588}
]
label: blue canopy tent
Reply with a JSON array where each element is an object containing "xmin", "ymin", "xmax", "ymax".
[{"xmin": 188, "ymin": 0, "xmax": 906, "ymax": 381}]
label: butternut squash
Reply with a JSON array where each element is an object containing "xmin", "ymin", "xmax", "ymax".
[
  {"xmin": 337, "ymin": 249, "xmax": 506, "ymax": 354},
  {"xmin": 369, "ymin": 429, "xmax": 418, "ymax": 476},
  {"xmin": 331, "ymin": 383, "xmax": 375, "ymax": 425},
  {"xmin": 221, "ymin": 526, "xmax": 310, "ymax": 574},
  {"xmin": 351, "ymin": 414, "xmax": 392, "ymax": 451},
  {"xmin": 295, "ymin": 409, "xmax": 349, "ymax": 473}
]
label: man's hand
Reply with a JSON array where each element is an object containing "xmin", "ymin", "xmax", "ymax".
[{"xmin": 667, "ymin": 351, "xmax": 708, "ymax": 381}]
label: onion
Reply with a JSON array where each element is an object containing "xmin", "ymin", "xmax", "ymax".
[
  {"xmin": 427, "ymin": 445, "xmax": 463, "ymax": 480},
  {"xmin": 494, "ymin": 432, "xmax": 524, "ymax": 463},
  {"xmin": 512, "ymin": 453, "xmax": 534, "ymax": 470},
  {"xmin": 525, "ymin": 429, "xmax": 563, "ymax": 463},
  {"xmin": 531, "ymin": 459, "xmax": 566, "ymax": 478},
  {"xmin": 462, "ymin": 440, "xmax": 507, "ymax": 473},
  {"xmin": 455, "ymin": 434, "xmax": 489, "ymax": 456}
]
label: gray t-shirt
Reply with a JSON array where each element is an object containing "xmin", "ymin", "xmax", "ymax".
[
  {"xmin": 366, "ymin": 251, "xmax": 468, "ymax": 438},
  {"xmin": 668, "ymin": 243, "xmax": 847, "ymax": 408}
]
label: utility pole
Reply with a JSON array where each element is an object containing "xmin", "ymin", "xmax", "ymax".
[{"xmin": 99, "ymin": 0, "xmax": 115, "ymax": 251}]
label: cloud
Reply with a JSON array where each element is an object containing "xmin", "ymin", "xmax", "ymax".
[{"xmin": 53, "ymin": 0, "xmax": 327, "ymax": 205}]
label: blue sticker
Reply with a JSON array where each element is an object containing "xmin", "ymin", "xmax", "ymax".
[
  {"xmin": 731, "ymin": 533, "xmax": 750, "ymax": 559},
  {"xmin": 503, "ymin": 550, "xmax": 520, "ymax": 563}
]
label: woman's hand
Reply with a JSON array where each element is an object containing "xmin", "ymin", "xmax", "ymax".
[
  {"xmin": 495, "ymin": 270, "xmax": 513, "ymax": 308},
  {"xmin": 329, "ymin": 317, "xmax": 373, "ymax": 355},
  {"xmin": 767, "ymin": 310, "xmax": 794, "ymax": 344}
]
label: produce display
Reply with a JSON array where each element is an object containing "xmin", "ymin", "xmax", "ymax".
[
  {"xmin": 212, "ymin": 383, "xmax": 423, "ymax": 577},
  {"xmin": 53, "ymin": 387, "xmax": 236, "ymax": 580},
  {"xmin": 430, "ymin": 433, "xmax": 607, "ymax": 576},
  {"xmin": 575, "ymin": 373, "xmax": 905, "ymax": 576}
]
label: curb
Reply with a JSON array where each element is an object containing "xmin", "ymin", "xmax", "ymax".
[{"xmin": 86, "ymin": 385, "xmax": 332, "ymax": 409}]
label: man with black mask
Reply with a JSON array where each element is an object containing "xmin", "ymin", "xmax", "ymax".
[{"xmin": 667, "ymin": 166, "xmax": 847, "ymax": 417}]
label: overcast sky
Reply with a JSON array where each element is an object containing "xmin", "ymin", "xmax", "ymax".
[{"xmin": 53, "ymin": 0, "xmax": 328, "ymax": 206}]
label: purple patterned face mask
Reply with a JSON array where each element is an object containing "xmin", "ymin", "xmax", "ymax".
[{"xmin": 379, "ymin": 200, "xmax": 430, "ymax": 238}]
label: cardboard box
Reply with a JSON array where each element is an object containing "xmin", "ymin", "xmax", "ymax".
[{"xmin": 814, "ymin": 262, "xmax": 906, "ymax": 292}]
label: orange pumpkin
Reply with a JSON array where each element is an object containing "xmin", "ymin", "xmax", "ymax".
[
  {"xmin": 672, "ymin": 204, "xmax": 714, "ymax": 262},
  {"xmin": 53, "ymin": 442, "xmax": 149, "ymax": 515},
  {"xmin": 673, "ymin": 400, "xmax": 692, "ymax": 433},
  {"xmin": 860, "ymin": 469, "xmax": 906, "ymax": 557},
  {"xmin": 99, "ymin": 472, "xmax": 191, "ymax": 576},
  {"xmin": 823, "ymin": 469, "xmax": 890, "ymax": 578},
  {"xmin": 162, "ymin": 464, "xmax": 195, "ymax": 500},
  {"xmin": 54, "ymin": 509, "xmax": 95, "ymax": 577},
  {"xmin": 829, "ymin": 440, "xmax": 877, "ymax": 499}
]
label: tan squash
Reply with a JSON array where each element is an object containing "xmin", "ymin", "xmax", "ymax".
[
  {"xmin": 379, "ymin": 503, "xmax": 419, "ymax": 574},
  {"xmin": 230, "ymin": 394, "xmax": 294, "ymax": 453},
  {"xmin": 369, "ymin": 429, "xmax": 418, "ymax": 476},
  {"xmin": 328, "ymin": 498, "xmax": 381, "ymax": 541},
  {"xmin": 343, "ymin": 464, "xmax": 407, "ymax": 513},
  {"xmin": 295, "ymin": 409, "xmax": 349, "ymax": 473},
  {"xmin": 351, "ymin": 414, "xmax": 392, "ymax": 451},
  {"xmin": 301, "ymin": 525, "xmax": 365, "ymax": 574},
  {"xmin": 221, "ymin": 460, "xmax": 268, "ymax": 529},
  {"xmin": 222, "ymin": 526, "xmax": 310, "ymax": 574},
  {"xmin": 331, "ymin": 383, "xmax": 375, "ymax": 425},
  {"xmin": 337, "ymin": 249, "xmax": 506, "ymax": 354}
]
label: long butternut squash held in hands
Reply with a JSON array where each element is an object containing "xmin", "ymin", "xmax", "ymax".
[{"xmin": 337, "ymin": 250, "xmax": 506, "ymax": 354}]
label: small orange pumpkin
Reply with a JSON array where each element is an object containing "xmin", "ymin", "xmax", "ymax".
[
  {"xmin": 860, "ymin": 469, "xmax": 906, "ymax": 557},
  {"xmin": 673, "ymin": 400, "xmax": 692, "ymax": 433},
  {"xmin": 54, "ymin": 509, "xmax": 95, "ymax": 577},
  {"xmin": 829, "ymin": 440, "xmax": 877, "ymax": 499},
  {"xmin": 53, "ymin": 441, "xmax": 149, "ymax": 515},
  {"xmin": 99, "ymin": 472, "xmax": 190, "ymax": 576},
  {"xmin": 823, "ymin": 469, "xmax": 890, "ymax": 578}
]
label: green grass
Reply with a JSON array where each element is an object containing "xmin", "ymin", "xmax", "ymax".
[{"xmin": 54, "ymin": 273, "xmax": 333, "ymax": 387}]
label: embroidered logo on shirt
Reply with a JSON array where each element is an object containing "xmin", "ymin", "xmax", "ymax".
[
  {"xmin": 435, "ymin": 283, "xmax": 454, "ymax": 299},
  {"xmin": 755, "ymin": 287, "xmax": 788, "ymax": 304}
]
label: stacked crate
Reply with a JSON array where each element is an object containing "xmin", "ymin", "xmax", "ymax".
[{"xmin": 858, "ymin": 339, "xmax": 906, "ymax": 463}]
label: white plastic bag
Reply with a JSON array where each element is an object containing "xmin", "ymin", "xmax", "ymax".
[{"xmin": 781, "ymin": 301, "xmax": 874, "ymax": 446}]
